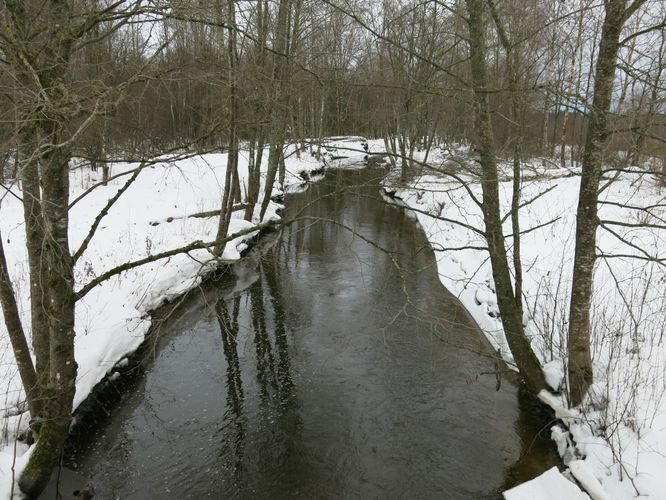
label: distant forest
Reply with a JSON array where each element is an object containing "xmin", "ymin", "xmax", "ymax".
[{"xmin": 0, "ymin": 0, "xmax": 664, "ymax": 180}]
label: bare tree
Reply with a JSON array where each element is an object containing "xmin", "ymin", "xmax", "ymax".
[
  {"xmin": 464, "ymin": 0, "xmax": 546, "ymax": 393},
  {"xmin": 214, "ymin": 0, "xmax": 241, "ymax": 255},
  {"xmin": 0, "ymin": 1, "xmax": 182, "ymax": 494},
  {"xmin": 567, "ymin": 0, "xmax": 648, "ymax": 406},
  {"xmin": 259, "ymin": 0, "xmax": 295, "ymax": 220}
]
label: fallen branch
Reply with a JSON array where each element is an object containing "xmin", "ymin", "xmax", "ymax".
[{"xmin": 75, "ymin": 219, "xmax": 281, "ymax": 301}]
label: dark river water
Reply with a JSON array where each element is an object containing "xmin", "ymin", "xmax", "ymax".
[{"xmin": 67, "ymin": 166, "xmax": 558, "ymax": 499}]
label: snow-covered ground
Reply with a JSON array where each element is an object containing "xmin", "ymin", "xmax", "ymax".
[
  {"xmin": 1, "ymin": 135, "xmax": 663, "ymax": 499},
  {"xmin": 377, "ymin": 141, "xmax": 666, "ymax": 499},
  {"xmin": 0, "ymin": 138, "xmax": 366, "ymax": 498},
  {"xmin": 503, "ymin": 466, "xmax": 591, "ymax": 500}
]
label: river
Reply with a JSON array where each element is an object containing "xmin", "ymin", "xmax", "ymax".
[{"xmin": 66, "ymin": 166, "xmax": 558, "ymax": 499}]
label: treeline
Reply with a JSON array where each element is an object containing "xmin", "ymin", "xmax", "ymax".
[{"xmin": 0, "ymin": 0, "xmax": 663, "ymax": 178}]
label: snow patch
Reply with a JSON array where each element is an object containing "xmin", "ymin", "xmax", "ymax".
[
  {"xmin": 569, "ymin": 460, "xmax": 608, "ymax": 500},
  {"xmin": 503, "ymin": 466, "xmax": 590, "ymax": 500},
  {"xmin": 543, "ymin": 360, "xmax": 565, "ymax": 391}
]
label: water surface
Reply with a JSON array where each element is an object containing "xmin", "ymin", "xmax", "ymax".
[{"xmin": 68, "ymin": 167, "xmax": 558, "ymax": 499}]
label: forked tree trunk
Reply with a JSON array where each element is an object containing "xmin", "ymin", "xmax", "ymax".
[
  {"xmin": 465, "ymin": 0, "xmax": 545, "ymax": 394},
  {"xmin": 20, "ymin": 140, "xmax": 78, "ymax": 499},
  {"xmin": 244, "ymin": 0, "xmax": 269, "ymax": 222},
  {"xmin": 7, "ymin": 0, "xmax": 81, "ymax": 494},
  {"xmin": 215, "ymin": 0, "xmax": 240, "ymax": 255}
]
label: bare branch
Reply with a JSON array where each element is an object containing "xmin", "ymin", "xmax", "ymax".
[
  {"xmin": 599, "ymin": 224, "xmax": 666, "ymax": 267},
  {"xmin": 74, "ymin": 219, "xmax": 282, "ymax": 301},
  {"xmin": 73, "ymin": 166, "xmax": 143, "ymax": 263}
]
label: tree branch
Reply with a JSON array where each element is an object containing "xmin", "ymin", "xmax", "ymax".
[
  {"xmin": 73, "ymin": 165, "xmax": 143, "ymax": 263},
  {"xmin": 599, "ymin": 223, "xmax": 666, "ymax": 267},
  {"xmin": 74, "ymin": 219, "xmax": 282, "ymax": 301}
]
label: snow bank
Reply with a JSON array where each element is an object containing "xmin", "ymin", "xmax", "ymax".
[
  {"xmin": 384, "ymin": 147, "xmax": 666, "ymax": 499},
  {"xmin": 503, "ymin": 466, "xmax": 590, "ymax": 500},
  {"xmin": 320, "ymin": 136, "xmax": 369, "ymax": 168},
  {"xmin": 0, "ymin": 138, "xmax": 367, "ymax": 497}
]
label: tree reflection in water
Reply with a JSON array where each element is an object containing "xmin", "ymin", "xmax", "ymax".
[
  {"xmin": 249, "ymin": 269, "xmax": 277, "ymax": 403},
  {"xmin": 69, "ymin": 168, "xmax": 559, "ymax": 499},
  {"xmin": 215, "ymin": 295, "xmax": 245, "ymax": 479},
  {"xmin": 215, "ymin": 251, "xmax": 301, "ymax": 488},
  {"xmin": 262, "ymin": 253, "xmax": 296, "ymax": 406}
]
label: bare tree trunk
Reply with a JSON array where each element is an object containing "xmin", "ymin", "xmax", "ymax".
[
  {"xmin": 488, "ymin": 0, "xmax": 523, "ymax": 317},
  {"xmin": 629, "ymin": 32, "xmax": 664, "ymax": 166},
  {"xmin": 260, "ymin": 0, "xmax": 292, "ymax": 220},
  {"xmin": 244, "ymin": 0, "xmax": 269, "ymax": 222},
  {"xmin": 250, "ymin": 136, "xmax": 266, "ymax": 219},
  {"xmin": 422, "ymin": 111, "xmax": 439, "ymax": 165},
  {"xmin": 567, "ymin": 0, "xmax": 636, "ymax": 406},
  {"xmin": 384, "ymin": 133, "xmax": 398, "ymax": 170},
  {"xmin": 215, "ymin": 0, "xmax": 240, "ymax": 255},
  {"xmin": 17, "ymin": 124, "xmax": 48, "ymax": 420},
  {"xmin": 317, "ymin": 91, "xmax": 326, "ymax": 159},
  {"xmin": 540, "ymin": 94, "xmax": 550, "ymax": 156},
  {"xmin": 0, "ymin": 230, "xmax": 40, "ymax": 419},
  {"xmin": 20, "ymin": 144, "xmax": 77, "ymax": 499},
  {"xmin": 244, "ymin": 138, "xmax": 257, "ymax": 221},
  {"xmin": 559, "ymin": 6, "xmax": 585, "ymax": 168},
  {"xmin": 398, "ymin": 132, "xmax": 408, "ymax": 183},
  {"xmin": 465, "ymin": 0, "xmax": 545, "ymax": 394},
  {"xmin": 8, "ymin": 1, "xmax": 80, "ymax": 493},
  {"xmin": 102, "ymin": 123, "xmax": 109, "ymax": 185}
]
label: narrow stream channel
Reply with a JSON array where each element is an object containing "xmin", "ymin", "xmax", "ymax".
[{"xmin": 66, "ymin": 166, "xmax": 559, "ymax": 499}]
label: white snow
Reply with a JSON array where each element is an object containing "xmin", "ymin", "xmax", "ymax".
[
  {"xmin": 570, "ymin": 460, "xmax": 608, "ymax": 500},
  {"xmin": 538, "ymin": 390, "xmax": 578, "ymax": 419},
  {"xmin": 320, "ymin": 136, "xmax": 369, "ymax": 168},
  {"xmin": 0, "ymin": 139, "xmax": 367, "ymax": 498},
  {"xmin": 503, "ymin": 466, "xmax": 590, "ymax": 500},
  {"xmin": 380, "ymin": 144, "xmax": 666, "ymax": 499},
  {"xmin": 2, "ymin": 137, "xmax": 664, "ymax": 499},
  {"xmin": 543, "ymin": 360, "xmax": 565, "ymax": 391}
]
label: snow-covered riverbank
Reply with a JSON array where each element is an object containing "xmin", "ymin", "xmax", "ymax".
[
  {"xmin": 2, "ymin": 136, "xmax": 663, "ymax": 499},
  {"xmin": 379, "ymin": 143, "xmax": 666, "ymax": 499},
  {"xmin": 0, "ymin": 139, "xmax": 367, "ymax": 497}
]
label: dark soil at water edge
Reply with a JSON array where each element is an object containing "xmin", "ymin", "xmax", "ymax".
[{"xmin": 65, "ymin": 166, "xmax": 559, "ymax": 499}]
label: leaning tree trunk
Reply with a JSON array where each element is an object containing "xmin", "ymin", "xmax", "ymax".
[
  {"xmin": 488, "ymin": 0, "xmax": 524, "ymax": 317},
  {"xmin": 567, "ymin": 1, "xmax": 629, "ymax": 406},
  {"xmin": 465, "ymin": 0, "xmax": 545, "ymax": 394},
  {"xmin": 0, "ymin": 231, "xmax": 40, "ymax": 419},
  {"xmin": 17, "ymin": 124, "xmax": 49, "ymax": 419}
]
